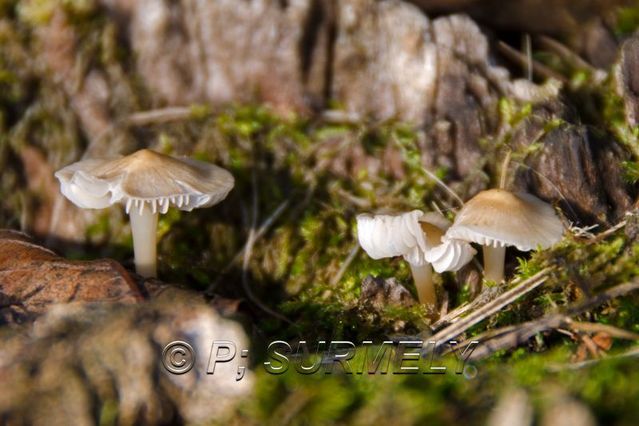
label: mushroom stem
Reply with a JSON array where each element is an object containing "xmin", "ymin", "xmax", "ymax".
[
  {"xmin": 129, "ymin": 204, "xmax": 159, "ymax": 278},
  {"xmin": 482, "ymin": 245, "xmax": 506, "ymax": 283},
  {"xmin": 409, "ymin": 263, "xmax": 437, "ymax": 308}
]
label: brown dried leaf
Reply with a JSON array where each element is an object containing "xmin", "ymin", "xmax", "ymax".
[
  {"xmin": 592, "ymin": 332, "xmax": 613, "ymax": 351},
  {"xmin": 572, "ymin": 332, "xmax": 613, "ymax": 362},
  {"xmin": 0, "ymin": 230, "xmax": 143, "ymax": 324}
]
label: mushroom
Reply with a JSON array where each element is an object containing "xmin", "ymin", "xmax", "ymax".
[
  {"xmin": 444, "ymin": 189, "xmax": 564, "ymax": 283},
  {"xmin": 55, "ymin": 149, "xmax": 234, "ymax": 278},
  {"xmin": 356, "ymin": 210, "xmax": 475, "ymax": 307}
]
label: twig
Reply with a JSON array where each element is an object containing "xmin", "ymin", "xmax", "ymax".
[
  {"xmin": 386, "ymin": 131, "xmax": 464, "ymax": 208},
  {"xmin": 238, "ymin": 168, "xmax": 294, "ymax": 326},
  {"xmin": 439, "ymin": 289, "xmax": 450, "ymax": 318},
  {"xmin": 330, "ymin": 244, "xmax": 360, "ymax": 286},
  {"xmin": 421, "ymin": 167, "xmax": 464, "ymax": 208},
  {"xmin": 424, "ymin": 268, "xmax": 551, "ymax": 349},
  {"xmin": 125, "ymin": 107, "xmax": 194, "ymax": 126},
  {"xmin": 535, "ymin": 35, "xmax": 601, "ymax": 76},
  {"xmin": 524, "ymin": 34, "xmax": 533, "ymax": 81},
  {"xmin": 320, "ymin": 110, "xmax": 362, "ymax": 124},
  {"xmin": 457, "ymin": 279, "xmax": 639, "ymax": 360},
  {"xmin": 569, "ymin": 223, "xmax": 599, "ymax": 239},
  {"xmin": 205, "ymin": 199, "xmax": 290, "ymax": 295},
  {"xmin": 499, "ymin": 150, "xmax": 512, "ymax": 190},
  {"xmin": 334, "ymin": 188, "xmax": 371, "ymax": 209},
  {"xmin": 241, "ymin": 224, "xmax": 293, "ymax": 326},
  {"xmin": 569, "ymin": 321, "xmax": 639, "ymax": 341},
  {"xmin": 547, "ymin": 346, "xmax": 639, "ymax": 372},
  {"xmin": 570, "ymin": 212, "xmax": 631, "ymax": 244},
  {"xmin": 86, "ymin": 106, "xmax": 207, "ymax": 156},
  {"xmin": 497, "ymin": 41, "xmax": 568, "ymax": 83},
  {"xmin": 431, "ymin": 285, "xmax": 502, "ymax": 330},
  {"xmin": 440, "ymin": 323, "xmax": 522, "ymax": 356},
  {"xmin": 585, "ymin": 219, "xmax": 628, "ymax": 245}
]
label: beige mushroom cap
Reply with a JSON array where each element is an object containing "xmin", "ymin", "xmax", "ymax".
[
  {"xmin": 445, "ymin": 189, "xmax": 564, "ymax": 251},
  {"xmin": 55, "ymin": 149, "xmax": 234, "ymax": 214}
]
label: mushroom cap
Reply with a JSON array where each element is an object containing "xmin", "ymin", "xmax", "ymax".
[
  {"xmin": 356, "ymin": 210, "xmax": 452, "ymax": 267},
  {"xmin": 55, "ymin": 149, "xmax": 234, "ymax": 214},
  {"xmin": 424, "ymin": 237, "xmax": 476, "ymax": 273},
  {"xmin": 445, "ymin": 189, "xmax": 564, "ymax": 251}
]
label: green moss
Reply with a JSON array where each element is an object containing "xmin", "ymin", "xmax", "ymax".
[
  {"xmin": 242, "ymin": 343, "xmax": 639, "ymax": 425},
  {"xmin": 1, "ymin": 88, "xmax": 638, "ymax": 422},
  {"xmin": 98, "ymin": 399, "xmax": 118, "ymax": 426},
  {"xmin": 622, "ymin": 160, "xmax": 639, "ymax": 184},
  {"xmin": 614, "ymin": 6, "xmax": 639, "ymax": 37},
  {"xmin": 18, "ymin": 0, "xmax": 96, "ymax": 26}
]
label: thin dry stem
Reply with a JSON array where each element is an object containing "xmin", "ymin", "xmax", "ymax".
[
  {"xmin": 454, "ymin": 279, "xmax": 639, "ymax": 360},
  {"xmin": 424, "ymin": 268, "xmax": 552, "ymax": 350},
  {"xmin": 499, "ymin": 150, "xmax": 512, "ymax": 190}
]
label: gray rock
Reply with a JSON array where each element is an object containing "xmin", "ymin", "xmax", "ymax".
[
  {"xmin": 408, "ymin": 0, "xmax": 630, "ymax": 37},
  {"xmin": 487, "ymin": 388, "xmax": 533, "ymax": 426},
  {"xmin": 360, "ymin": 275, "xmax": 416, "ymax": 309},
  {"xmin": 0, "ymin": 297, "xmax": 253, "ymax": 425},
  {"xmin": 124, "ymin": 0, "xmax": 312, "ymax": 114},
  {"xmin": 99, "ymin": 0, "xmax": 520, "ymax": 128},
  {"xmin": 512, "ymin": 102, "xmax": 634, "ymax": 224},
  {"xmin": 541, "ymin": 394, "xmax": 596, "ymax": 426}
]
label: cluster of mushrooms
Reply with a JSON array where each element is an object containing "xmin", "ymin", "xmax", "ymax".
[
  {"xmin": 357, "ymin": 189, "xmax": 564, "ymax": 310},
  {"xmin": 56, "ymin": 149, "xmax": 235, "ymax": 278},
  {"xmin": 55, "ymin": 147, "xmax": 563, "ymax": 314}
]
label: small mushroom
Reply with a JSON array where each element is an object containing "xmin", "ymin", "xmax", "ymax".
[
  {"xmin": 55, "ymin": 149, "xmax": 234, "ymax": 278},
  {"xmin": 356, "ymin": 210, "xmax": 475, "ymax": 308},
  {"xmin": 444, "ymin": 189, "xmax": 564, "ymax": 283}
]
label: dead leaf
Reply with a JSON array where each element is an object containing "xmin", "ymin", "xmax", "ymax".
[
  {"xmin": 0, "ymin": 229, "xmax": 144, "ymax": 324},
  {"xmin": 571, "ymin": 331, "xmax": 613, "ymax": 362},
  {"xmin": 592, "ymin": 332, "xmax": 612, "ymax": 351}
]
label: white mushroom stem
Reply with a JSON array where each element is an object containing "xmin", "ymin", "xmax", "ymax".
[
  {"xmin": 129, "ymin": 203, "xmax": 159, "ymax": 278},
  {"xmin": 482, "ymin": 245, "xmax": 506, "ymax": 283},
  {"xmin": 409, "ymin": 263, "xmax": 436, "ymax": 308}
]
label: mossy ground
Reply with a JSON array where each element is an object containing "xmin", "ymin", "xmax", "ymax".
[{"xmin": 2, "ymin": 1, "xmax": 639, "ymax": 424}]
